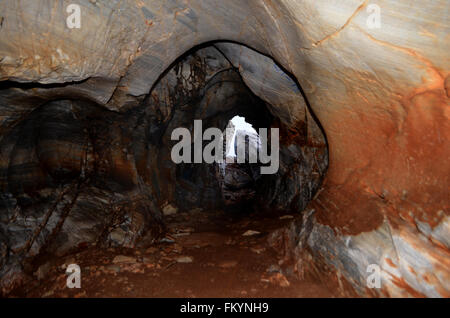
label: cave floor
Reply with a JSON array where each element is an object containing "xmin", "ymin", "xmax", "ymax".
[{"xmin": 9, "ymin": 209, "xmax": 336, "ymax": 298}]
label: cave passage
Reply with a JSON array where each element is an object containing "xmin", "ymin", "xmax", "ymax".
[
  {"xmin": 0, "ymin": 41, "xmax": 329, "ymax": 297},
  {"xmin": 158, "ymin": 42, "xmax": 329, "ymax": 222}
]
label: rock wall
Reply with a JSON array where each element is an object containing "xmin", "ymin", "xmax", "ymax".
[{"xmin": 0, "ymin": 0, "xmax": 448, "ymax": 297}]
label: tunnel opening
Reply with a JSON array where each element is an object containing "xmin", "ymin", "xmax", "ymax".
[{"xmin": 217, "ymin": 115, "xmax": 262, "ymax": 208}]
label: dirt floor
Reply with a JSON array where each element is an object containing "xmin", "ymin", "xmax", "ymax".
[{"xmin": 8, "ymin": 209, "xmax": 336, "ymax": 298}]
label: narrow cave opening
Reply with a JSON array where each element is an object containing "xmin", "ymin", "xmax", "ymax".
[{"xmin": 217, "ymin": 115, "xmax": 262, "ymax": 207}]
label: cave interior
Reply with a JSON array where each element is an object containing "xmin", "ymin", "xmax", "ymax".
[{"xmin": 0, "ymin": 0, "xmax": 448, "ymax": 298}]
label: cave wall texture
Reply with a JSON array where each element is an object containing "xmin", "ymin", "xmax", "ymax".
[{"xmin": 0, "ymin": 0, "xmax": 449, "ymax": 297}]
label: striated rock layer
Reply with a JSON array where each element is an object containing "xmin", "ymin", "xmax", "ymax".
[{"xmin": 0, "ymin": 0, "xmax": 448, "ymax": 297}]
